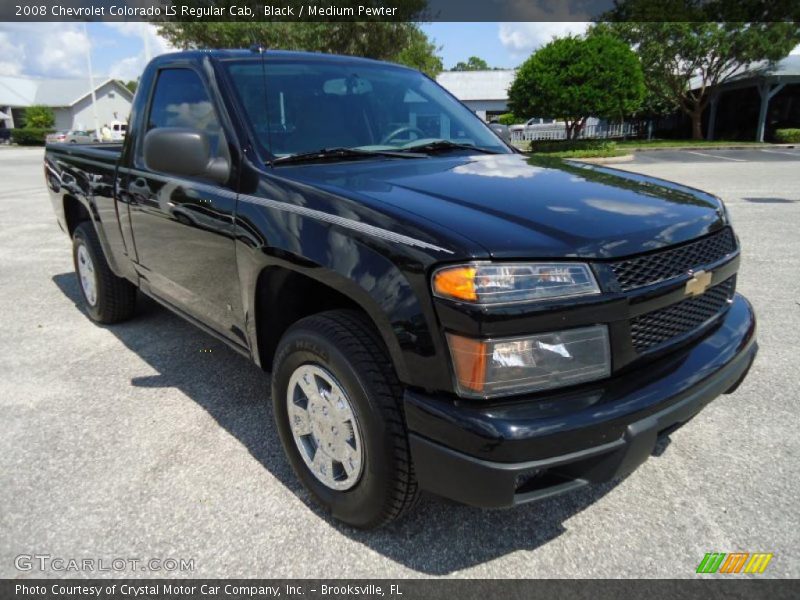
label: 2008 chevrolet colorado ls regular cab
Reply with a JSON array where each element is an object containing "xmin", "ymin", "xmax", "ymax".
[{"xmin": 46, "ymin": 49, "xmax": 757, "ymax": 529}]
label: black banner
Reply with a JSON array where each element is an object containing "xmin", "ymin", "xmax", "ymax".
[
  {"xmin": 2, "ymin": 580, "xmax": 799, "ymax": 600},
  {"xmin": 2, "ymin": 0, "xmax": 800, "ymax": 22}
]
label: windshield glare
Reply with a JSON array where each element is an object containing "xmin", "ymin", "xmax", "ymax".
[{"xmin": 224, "ymin": 58, "xmax": 510, "ymax": 159}]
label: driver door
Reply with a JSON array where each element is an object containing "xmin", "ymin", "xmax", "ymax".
[{"xmin": 121, "ymin": 67, "xmax": 245, "ymax": 345}]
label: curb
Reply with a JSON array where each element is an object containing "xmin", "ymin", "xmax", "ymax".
[{"xmin": 570, "ymin": 154, "xmax": 635, "ymax": 164}]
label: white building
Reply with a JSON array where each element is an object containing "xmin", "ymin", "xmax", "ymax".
[
  {"xmin": 0, "ymin": 76, "xmax": 133, "ymax": 132},
  {"xmin": 436, "ymin": 69, "xmax": 516, "ymax": 121}
]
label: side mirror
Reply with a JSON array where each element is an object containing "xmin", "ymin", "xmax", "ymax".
[{"xmin": 143, "ymin": 128, "xmax": 229, "ymax": 184}]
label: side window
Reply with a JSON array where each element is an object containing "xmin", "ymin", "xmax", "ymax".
[{"xmin": 146, "ymin": 68, "xmax": 224, "ymax": 156}]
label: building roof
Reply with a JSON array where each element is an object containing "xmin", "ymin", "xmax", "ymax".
[
  {"xmin": 725, "ymin": 54, "xmax": 800, "ymax": 83},
  {"xmin": 436, "ymin": 69, "xmax": 517, "ymax": 102},
  {"xmin": 691, "ymin": 54, "xmax": 800, "ymax": 90},
  {"xmin": 0, "ymin": 76, "xmax": 133, "ymax": 108}
]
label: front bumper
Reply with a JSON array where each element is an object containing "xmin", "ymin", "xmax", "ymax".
[{"xmin": 406, "ymin": 293, "xmax": 757, "ymax": 508}]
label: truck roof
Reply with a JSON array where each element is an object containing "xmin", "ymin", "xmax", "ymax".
[{"xmin": 151, "ymin": 48, "xmax": 410, "ymax": 69}]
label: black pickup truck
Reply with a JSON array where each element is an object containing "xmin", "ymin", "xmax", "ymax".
[{"xmin": 45, "ymin": 49, "xmax": 757, "ymax": 529}]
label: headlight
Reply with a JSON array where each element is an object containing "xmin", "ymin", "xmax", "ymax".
[
  {"xmin": 432, "ymin": 262, "xmax": 600, "ymax": 304},
  {"xmin": 447, "ymin": 325, "xmax": 611, "ymax": 399}
]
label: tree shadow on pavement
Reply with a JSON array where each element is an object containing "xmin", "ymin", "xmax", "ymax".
[{"xmin": 53, "ymin": 272, "xmax": 627, "ymax": 576}]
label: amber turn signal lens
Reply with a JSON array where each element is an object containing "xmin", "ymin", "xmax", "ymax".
[
  {"xmin": 446, "ymin": 333, "xmax": 487, "ymax": 393},
  {"xmin": 433, "ymin": 266, "xmax": 477, "ymax": 302}
]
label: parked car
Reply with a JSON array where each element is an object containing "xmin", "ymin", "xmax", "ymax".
[
  {"xmin": 508, "ymin": 117, "xmax": 558, "ymax": 134},
  {"xmin": 45, "ymin": 50, "xmax": 757, "ymax": 529},
  {"xmin": 110, "ymin": 121, "xmax": 127, "ymax": 141},
  {"xmin": 487, "ymin": 118, "xmax": 512, "ymax": 143},
  {"xmin": 46, "ymin": 130, "xmax": 99, "ymax": 144},
  {"xmin": 65, "ymin": 130, "xmax": 99, "ymax": 144},
  {"xmin": 45, "ymin": 130, "xmax": 69, "ymax": 144}
]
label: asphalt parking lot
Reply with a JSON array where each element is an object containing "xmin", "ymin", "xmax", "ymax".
[
  {"xmin": 628, "ymin": 146, "xmax": 800, "ymax": 164},
  {"xmin": 1, "ymin": 146, "xmax": 798, "ymax": 578}
]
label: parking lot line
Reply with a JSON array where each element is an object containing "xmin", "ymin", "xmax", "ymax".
[
  {"xmin": 686, "ymin": 151, "xmax": 746, "ymax": 162},
  {"xmin": 759, "ymin": 149, "xmax": 800, "ymax": 157}
]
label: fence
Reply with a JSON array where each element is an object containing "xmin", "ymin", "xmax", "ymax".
[{"xmin": 511, "ymin": 121, "xmax": 645, "ymax": 142}]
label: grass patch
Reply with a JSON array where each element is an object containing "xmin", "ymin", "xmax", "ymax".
[
  {"xmin": 522, "ymin": 137, "xmax": 772, "ymax": 158},
  {"xmin": 528, "ymin": 139, "xmax": 627, "ymax": 158},
  {"xmin": 532, "ymin": 147, "xmax": 629, "ymax": 158}
]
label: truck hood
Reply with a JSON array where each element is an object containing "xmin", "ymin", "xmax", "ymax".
[{"xmin": 279, "ymin": 153, "xmax": 727, "ymax": 259}]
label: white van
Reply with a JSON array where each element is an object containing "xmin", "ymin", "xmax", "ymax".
[{"xmin": 110, "ymin": 121, "xmax": 127, "ymax": 142}]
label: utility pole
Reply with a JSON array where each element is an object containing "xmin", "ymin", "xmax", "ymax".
[
  {"xmin": 83, "ymin": 22, "xmax": 100, "ymax": 140},
  {"xmin": 142, "ymin": 22, "xmax": 151, "ymax": 63}
]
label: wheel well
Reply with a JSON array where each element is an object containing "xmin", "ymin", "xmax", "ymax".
[
  {"xmin": 255, "ymin": 267, "xmax": 382, "ymax": 371},
  {"xmin": 63, "ymin": 195, "xmax": 91, "ymax": 237}
]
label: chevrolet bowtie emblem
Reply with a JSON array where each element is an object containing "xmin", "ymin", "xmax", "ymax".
[{"xmin": 685, "ymin": 270, "xmax": 713, "ymax": 297}]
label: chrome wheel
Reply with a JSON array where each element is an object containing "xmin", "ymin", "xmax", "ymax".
[
  {"xmin": 76, "ymin": 244, "xmax": 97, "ymax": 306},
  {"xmin": 286, "ymin": 364, "xmax": 364, "ymax": 491}
]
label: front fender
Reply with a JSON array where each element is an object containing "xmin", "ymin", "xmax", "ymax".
[{"xmin": 233, "ymin": 173, "xmax": 456, "ymax": 392}]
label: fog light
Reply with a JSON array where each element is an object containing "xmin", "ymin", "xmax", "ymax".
[{"xmin": 446, "ymin": 325, "xmax": 611, "ymax": 399}]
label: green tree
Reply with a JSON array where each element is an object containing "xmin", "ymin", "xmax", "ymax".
[
  {"xmin": 452, "ymin": 56, "xmax": 489, "ymax": 71},
  {"xmin": 124, "ymin": 80, "xmax": 138, "ymax": 94},
  {"xmin": 595, "ymin": 15, "xmax": 800, "ymax": 139},
  {"xmin": 23, "ymin": 105, "xmax": 55, "ymax": 129},
  {"xmin": 154, "ymin": 0, "xmax": 441, "ymax": 75},
  {"xmin": 508, "ymin": 34, "xmax": 645, "ymax": 139},
  {"xmin": 155, "ymin": 21, "xmax": 441, "ymax": 76},
  {"xmin": 394, "ymin": 27, "xmax": 443, "ymax": 77}
]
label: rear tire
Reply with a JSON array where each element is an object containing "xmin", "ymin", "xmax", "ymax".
[
  {"xmin": 72, "ymin": 221, "xmax": 136, "ymax": 324},
  {"xmin": 271, "ymin": 310, "xmax": 419, "ymax": 529}
]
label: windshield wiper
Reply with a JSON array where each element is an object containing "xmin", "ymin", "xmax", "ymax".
[
  {"xmin": 397, "ymin": 140, "xmax": 502, "ymax": 155},
  {"xmin": 271, "ymin": 147, "xmax": 425, "ymax": 165}
]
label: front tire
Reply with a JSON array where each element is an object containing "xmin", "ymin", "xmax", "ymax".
[
  {"xmin": 72, "ymin": 221, "xmax": 136, "ymax": 324},
  {"xmin": 272, "ymin": 310, "xmax": 419, "ymax": 529}
]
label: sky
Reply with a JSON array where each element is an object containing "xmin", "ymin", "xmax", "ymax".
[
  {"xmin": 0, "ymin": 22, "xmax": 798, "ymax": 81},
  {"xmin": 0, "ymin": 22, "xmax": 592, "ymax": 80}
]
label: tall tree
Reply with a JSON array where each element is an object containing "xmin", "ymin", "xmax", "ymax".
[
  {"xmin": 508, "ymin": 34, "xmax": 645, "ymax": 139},
  {"xmin": 452, "ymin": 56, "xmax": 490, "ymax": 71},
  {"xmin": 394, "ymin": 27, "xmax": 443, "ymax": 77},
  {"xmin": 155, "ymin": 0, "xmax": 441, "ymax": 75},
  {"xmin": 155, "ymin": 21, "xmax": 442, "ymax": 76},
  {"xmin": 595, "ymin": 17, "xmax": 800, "ymax": 139}
]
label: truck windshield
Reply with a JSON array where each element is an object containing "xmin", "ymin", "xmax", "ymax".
[{"xmin": 223, "ymin": 58, "xmax": 510, "ymax": 160}]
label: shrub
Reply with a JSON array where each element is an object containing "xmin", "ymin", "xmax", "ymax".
[
  {"xmin": 774, "ymin": 128, "xmax": 800, "ymax": 143},
  {"xmin": 496, "ymin": 113, "xmax": 518, "ymax": 126},
  {"xmin": 529, "ymin": 139, "xmax": 618, "ymax": 153},
  {"xmin": 11, "ymin": 128, "xmax": 54, "ymax": 146},
  {"xmin": 22, "ymin": 105, "xmax": 55, "ymax": 129}
]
